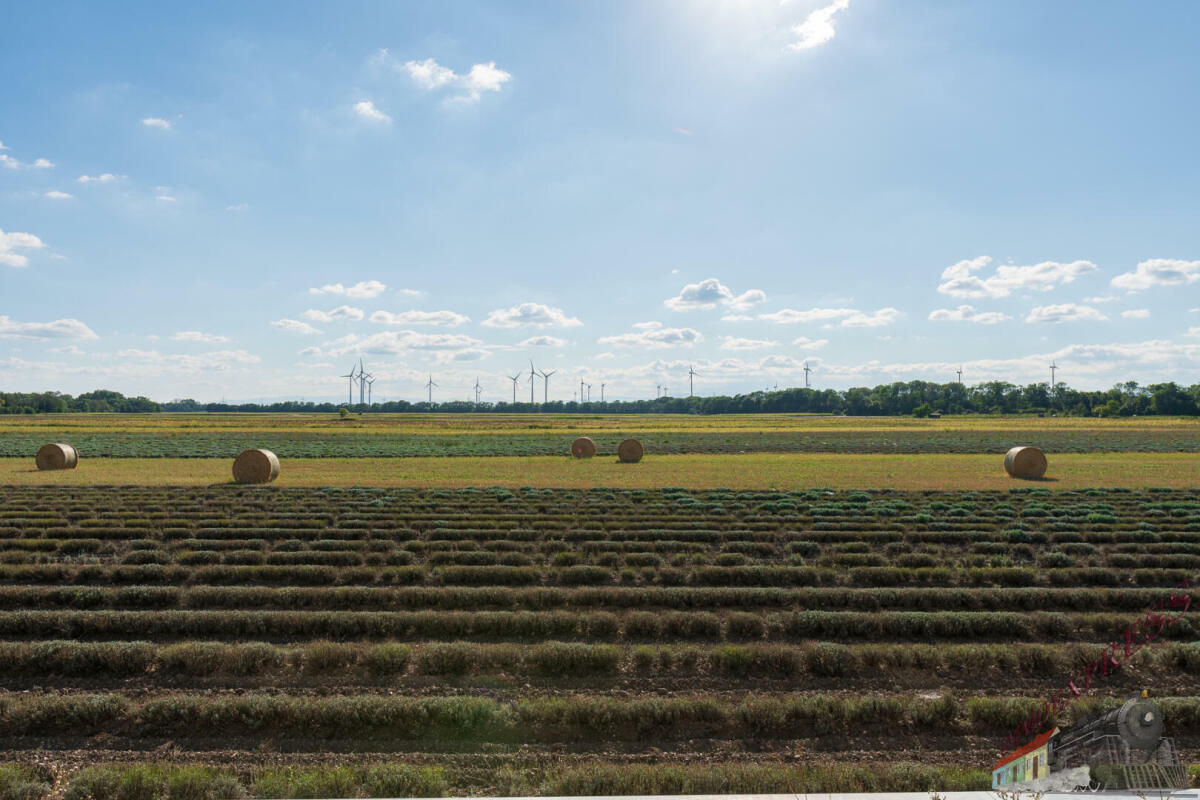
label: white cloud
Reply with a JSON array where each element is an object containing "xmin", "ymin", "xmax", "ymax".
[
  {"xmin": 598, "ymin": 322, "xmax": 703, "ymax": 349},
  {"xmin": 664, "ymin": 278, "xmax": 766, "ymax": 312},
  {"xmin": 0, "ymin": 141, "xmax": 6, "ymax": 149},
  {"xmin": 1187, "ymin": 327, "xmax": 1200, "ymax": 338},
  {"xmin": 0, "ymin": 152, "xmax": 53, "ymax": 169},
  {"xmin": 791, "ymin": 337, "xmax": 829, "ymax": 349},
  {"xmin": 0, "ymin": 316, "xmax": 98, "ymax": 340},
  {"xmin": 353, "ymin": 100, "xmax": 392, "ymax": 124},
  {"xmin": 447, "ymin": 348, "xmax": 490, "ymax": 362},
  {"xmin": 594, "ymin": 352, "xmax": 616, "ymax": 360},
  {"xmin": 459, "ymin": 62, "xmax": 512, "ymax": 100},
  {"xmin": 841, "ymin": 307, "xmax": 902, "ymax": 328},
  {"xmin": 50, "ymin": 345, "xmax": 85, "ymax": 356},
  {"xmin": 398, "ymin": 288, "xmax": 423, "ymax": 297},
  {"xmin": 0, "ymin": 229, "xmax": 45, "ymax": 267},
  {"xmin": 172, "ymin": 331, "xmax": 230, "ymax": 344},
  {"xmin": 928, "ymin": 305, "xmax": 1012, "ymax": 325},
  {"xmin": 938, "ymin": 256, "xmax": 1097, "ymax": 298},
  {"xmin": 324, "ymin": 330, "xmax": 483, "ymax": 356},
  {"xmin": 302, "ymin": 306, "xmax": 365, "ymax": 323},
  {"xmin": 116, "ymin": 349, "xmax": 260, "ymax": 373},
  {"xmin": 758, "ymin": 307, "xmax": 858, "ymax": 324},
  {"xmin": 141, "ymin": 117, "xmax": 172, "ymax": 130},
  {"xmin": 43, "ymin": 190, "xmax": 74, "ymax": 200},
  {"xmin": 226, "ymin": 203, "xmax": 249, "ymax": 212},
  {"xmin": 1120, "ymin": 309, "xmax": 1150, "ymax": 320},
  {"xmin": 370, "ymin": 309, "xmax": 469, "ymax": 327},
  {"xmin": 401, "ymin": 57, "xmax": 457, "ymax": 89},
  {"xmin": 721, "ymin": 336, "xmax": 778, "ymax": 350},
  {"xmin": 787, "ymin": 0, "xmax": 851, "ymax": 51},
  {"xmin": 393, "ymin": 54, "xmax": 512, "ymax": 103},
  {"xmin": 482, "ymin": 303, "xmax": 581, "ymax": 329},
  {"xmin": 518, "ymin": 335, "xmax": 567, "ymax": 347},
  {"xmin": 1085, "ymin": 296, "xmax": 1119, "ymax": 304},
  {"xmin": 271, "ymin": 319, "xmax": 323, "ymax": 335},
  {"xmin": 1110, "ymin": 259, "xmax": 1200, "ymax": 292},
  {"xmin": 1025, "ymin": 303, "xmax": 1108, "ymax": 324},
  {"xmin": 309, "ymin": 280, "xmax": 387, "ymax": 299},
  {"xmin": 77, "ymin": 173, "xmax": 122, "ymax": 184}
]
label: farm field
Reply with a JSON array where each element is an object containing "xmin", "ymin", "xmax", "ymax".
[
  {"xmin": 3, "ymin": 452, "xmax": 1200, "ymax": 489},
  {"xmin": 1, "ymin": 485, "xmax": 1200, "ymax": 795},
  {"xmin": 0, "ymin": 412, "xmax": 1197, "ymax": 458}
]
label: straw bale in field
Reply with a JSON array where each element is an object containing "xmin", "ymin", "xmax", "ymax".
[
  {"xmin": 617, "ymin": 438, "xmax": 644, "ymax": 463},
  {"xmin": 1004, "ymin": 446, "xmax": 1047, "ymax": 479},
  {"xmin": 571, "ymin": 436, "xmax": 597, "ymax": 459},
  {"xmin": 35, "ymin": 443, "xmax": 78, "ymax": 471},
  {"xmin": 233, "ymin": 448, "xmax": 280, "ymax": 484}
]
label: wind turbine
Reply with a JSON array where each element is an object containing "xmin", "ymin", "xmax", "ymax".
[
  {"xmin": 358, "ymin": 359, "xmax": 368, "ymax": 405},
  {"xmin": 656, "ymin": 384, "xmax": 661, "ymax": 398},
  {"xmin": 600, "ymin": 383, "xmax": 606, "ymax": 402},
  {"xmin": 508, "ymin": 371, "xmax": 521, "ymax": 403},
  {"xmin": 803, "ymin": 361, "xmax": 812, "ymax": 389},
  {"xmin": 528, "ymin": 361, "xmax": 536, "ymax": 403},
  {"xmin": 955, "ymin": 366, "xmax": 963, "ymax": 384},
  {"xmin": 539, "ymin": 367, "xmax": 557, "ymax": 403},
  {"xmin": 579, "ymin": 377, "xmax": 585, "ymax": 402},
  {"xmin": 1050, "ymin": 362, "xmax": 1058, "ymax": 391},
  {"xmin": 340, "ymin": 363, "xmax": 358, "ymax": 406},
  {"xmin": 425, "ymin": 374, "xmax": 437, "ymax": 405},
  {"xmin": 688, "ymin": 364, "xmax": 698, "ymax": 397},
  {"xmin": 586, "ymin": 383, "xmax": 592, "ymax": 402},
  {"xmin": 365, "ymin": 375, "xmax": 376, "ymax": 405},
  {"xmin": 474, "ymin": 378, "xmax": 482, "ymax": 405}
]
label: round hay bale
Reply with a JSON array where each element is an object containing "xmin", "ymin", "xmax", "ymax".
[
  {"xmin": 617, "ymin": 438, "xmax": 644, "ymax": 464},
  {"xmin": 233, "ymin": 448, "xmax": 280, "ymax": 484},
  {"xmin": 35, "ymin": 443, "xmax": 78, "ymax": 471},
  {"xmin": 1004, "ymin": 446, "xmax": 1047, "ymax": 480},
  {"xmin": 571, "ymin": 436, "xmax": 597, "ymax": 459}
]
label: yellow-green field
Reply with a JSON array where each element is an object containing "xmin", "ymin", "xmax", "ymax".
[
  {"xmin": 3, "ymin": 452, "xmax": 1198, "ymax": 490},
  {"xmin": 3, "ymin": 411, "xmax": 1197, "ymax": 436}
]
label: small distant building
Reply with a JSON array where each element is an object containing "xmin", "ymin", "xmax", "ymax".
[
  {"xmin": 929, "ymin": 411, "xmax": 942, "ymax": 419},
  {"xmin": 992, "ymin": 727, "xmax": 1057, "ymax": 789}
]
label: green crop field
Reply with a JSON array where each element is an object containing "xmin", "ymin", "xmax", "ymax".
[
  {"xmin": 1, "ymin": 412, "xmax": 1197, "ymax": 457},
  {"xmin": 1, "ymin": 483, "xmax": 1199, "ymax": 795}
]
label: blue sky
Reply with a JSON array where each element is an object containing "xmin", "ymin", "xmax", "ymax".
[{"xmin": 2, "ymin": 0, "xmax": 1199, "ymax": 402}]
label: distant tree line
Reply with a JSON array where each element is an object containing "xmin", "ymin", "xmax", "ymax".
[
  {"xmin": 163, "ymin": 380, "xmax": 1200, "ymax": 417},
  {"xmin": 0, "ymin": 390, "xmax": 160, "ymax": 414},
  {"xmin": 5, "ymin": 382, "xmax": 1197, "ymax": 416}
]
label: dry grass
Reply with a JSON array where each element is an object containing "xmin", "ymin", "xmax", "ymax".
[{"xmin": 2, "ymin": 453, "xmax": 1197, "ymax": 490}]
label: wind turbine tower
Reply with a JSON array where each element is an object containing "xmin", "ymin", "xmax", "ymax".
[
  {"xmin": 803, "ymin": 361, "xmax": 812, "ymax": 389},
  {"xmin": 508, "ymin": 371, "xmax": 521, "ymax": 403},
  {"xmin": 579, "ymin": 377, "xmax": 585, "ymax": 402},
  {"xmin": 474, "ymin": 378, "xmax": 482, "ymax": 405},
  {"xmin": 956, "ymin": 366, "xmax": 963, "ymax": 384},
  {"xmin": 366, "ymin": 375, "xmax": 375, "ymax": 405},
  {"xmin": 688, "ymin": 364, "xmax": 698, "ymax": 397},
  {"xmin": 1050, "ymin": 362, "xmax": 1058, "ymax": 391},
  {"xmin": 425, "ymin": 374, "xmax": 437, "ymax": 405},
  {"xmin": 600, "ymin": 383, "xmax": 606, "ymax": 402},
  {"xmin": 528, "ymin": 361, "xmax": 536, "ymax": 404},
  {"xmin": 539, "ymin": 368, "xmax": 557, "ymax": 404},
  {"xmin": 340, "ymin": 363, "xmax": 358, "ymax": 406},
  {"xmin": 586, "ymin": 383, "xmax": 592, "ymax": 402}
]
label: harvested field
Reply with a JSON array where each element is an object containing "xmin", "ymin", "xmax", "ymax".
[
  {"xmin": 2, "ymin": 452, "xmax": 1199, "ymax": 489},
  {"xmin": 0, "ymin": 485, "xmax": 1198, "ymax": 793}
]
